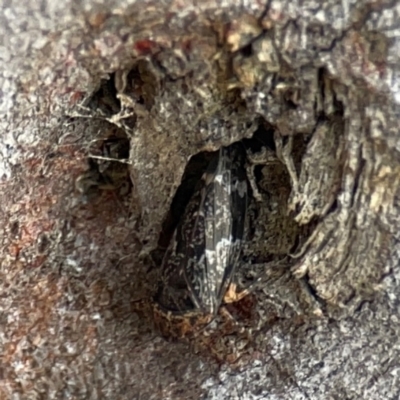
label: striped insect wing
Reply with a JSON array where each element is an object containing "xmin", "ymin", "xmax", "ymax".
[
  {"xmin": 194, "ymin": 145, "xmax": 248, "ymax": 313},
  {"xmin": 156, "ymin": 144, "xmax": 248, "ymax": 316}
]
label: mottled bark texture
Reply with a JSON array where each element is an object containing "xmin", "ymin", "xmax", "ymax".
[{"xmin": 1, "ymin": 1, "xmax": 400, "ymax": 399}]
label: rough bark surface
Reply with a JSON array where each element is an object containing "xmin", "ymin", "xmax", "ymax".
[{"xmin": 1, "ymin": 0, "xmax": 400, "ymax": 399}]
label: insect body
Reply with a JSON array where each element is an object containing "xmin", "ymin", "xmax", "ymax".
[{"xmin": 154, "ymin": 144, "xmax": 248, "ymax": 338}]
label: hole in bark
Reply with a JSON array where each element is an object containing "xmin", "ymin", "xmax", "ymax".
[
  {"xmin": 85, "ymin": 59, "xmax": 158, "ymax": 128},
  {"xmin": 10, "ymin": 220, "xmax": 19, "ymax": 236},
  {"xmin": 87, "ymin": 73, "xmax": 121, "ymax": 116},
  {"xmin": 154, "ymin": 121, "xmax": 310, "ymax": 281},
  {"xmin": 242, "ymin": 121, "xmax": 276, "ymax": 152},
  {"xmin": 240, "ymin": 43, "xmax": 253, "ymax": 57},
  {"xmin": 121, "ymin": 61, "xmax": 158, "ymax": 109},
  {"xmin": 75, "ymin": 123, "xmax": 132, "ymax": 201}
]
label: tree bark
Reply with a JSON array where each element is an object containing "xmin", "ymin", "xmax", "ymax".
[{"xmin": 1, "ymin": 1, "xmax": 399, "ymax": 399}]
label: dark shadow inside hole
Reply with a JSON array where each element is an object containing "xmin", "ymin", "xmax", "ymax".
[
  {"xmin": 327, "ymin": 198, "xmax": 338, "ymax": 215},
  {"xmin": 242, "ymin": 121, "xmax": 275, "ymax": 153},
  {"xmin": 86, "ymin": 73, "xmax": 121, "ymax": 116},
  {"xmin": 240, "ymin": 43, "xmax": 253, "ymax": 57},
  {"xmin": 284, "ymin": 89, "xmax": 299, "ymax": 109},
  {"xmin": 124, "ymin": 60, "xmax": 158, "ymax": 109},
  {"xmin": 253, "ymin": 164, "xmax": 265, "ymax": 183},
  {"xmin": 85, "ymin": 60, "xmax": 158, "ymax": 120},
  {"xmin": 77, "ymin": 124, "xmax": 132, "ymax": 200}
]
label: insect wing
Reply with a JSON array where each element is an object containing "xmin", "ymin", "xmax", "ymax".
[
  {"xmin": 185, "ymin": 151, "xmax": 231, "ymax": 313},
  {"xmin": 185, "ymin": 145, "xmax": 248, "ymax": 314},
  {"xmin": 157, "ymin": 145, "xmax": 247, "ymax": 316},
  {"xmin": 211, "ymin": 146, "xmax": 247, "ymax": 309},
  {"xmin": 156, "ymin": 179, "xmax": 207, "ymax": 313}
]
